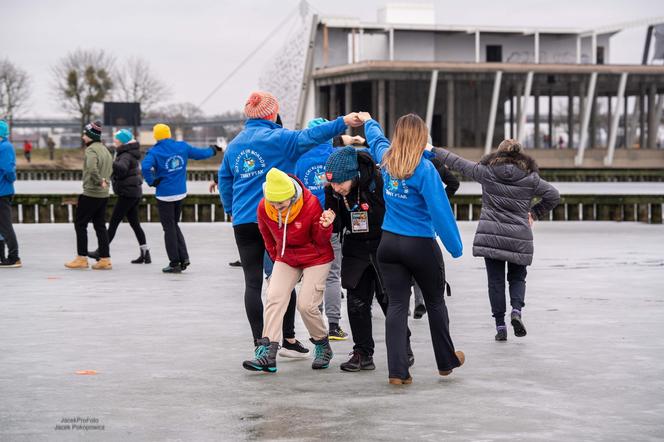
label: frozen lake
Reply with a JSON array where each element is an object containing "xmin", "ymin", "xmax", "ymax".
[
  {"xmin": 0, "ymin": 222, "xmax": 663, "ymax": 440},
  {"xmin": 12, "ymin": 180, "xmax": 664, "ymax": 195}
]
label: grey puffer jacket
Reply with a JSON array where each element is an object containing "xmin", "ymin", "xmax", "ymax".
[{"xmin": 433, "ymin": 147, "xmax": 560, "ymax": 266}]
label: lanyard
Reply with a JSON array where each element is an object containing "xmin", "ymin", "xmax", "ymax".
[{"xmin": 343, "ymin": 189, "xmax": 360, "ymax": 212}]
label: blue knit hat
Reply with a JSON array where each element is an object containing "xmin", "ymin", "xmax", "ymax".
[
  {"xmin": 115, "ymin": 129, "xmax": 133, "ymax": 144},
  {"xmin": 0, "ymin": 120, "xmax": 8, "ymax": 138},
  {"xmin": 325, "ymin": 147, "xmax": 359, "ymax": 183}
]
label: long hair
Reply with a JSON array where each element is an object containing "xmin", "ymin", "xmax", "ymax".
[{"xmin": 381, "ymin": 113, "xmax": 428, "ymax": 179}]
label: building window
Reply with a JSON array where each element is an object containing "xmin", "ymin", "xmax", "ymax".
[
  {"xmin": 486, "ymin": 45, "xmax": 502, "ymax": 62},
  {"xmin": 597, "ymin": 46, "xmax": 605, "ymax": 64}
]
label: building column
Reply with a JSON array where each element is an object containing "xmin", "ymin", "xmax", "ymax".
[
  {"xmin": 446, "ymin": 80, "xmax": 455, "ymax": 147},
  {"xmin": 639, "ymin": 84, "xmax": 646, "ymax": 148},
  {"xmin": 377, "ymin": 79, "xmax": 386, "ymax": 129},
  {"xmin": 648, "ymin": 83, "xmax": 657, "ymax": 148},
  {"xmin": 388, "ymin": 80, "xmax": 396, "ymax": 136},
  {"xmin": 604, "ymin": 72, "xmax": 628, "ymax": 166},
  {"xmin": 607, "ymin": 95, "xmax": 612, "ymax": 146},
  {"xmin": 568, "ymin": 85, "xmax": 574, "ymax": 148},
  {"xmin": 548, "ymin": 92, "xmax": 554, "ymax": 148},
  {"xmin": 485, "ymin": 71, "xmax": 502, "ymax": 154},
  {"xmin": 425, "ymin": 70, "xmax": 439, "ymax": 130},
  {"xmin": 534, "ymin": 89, "xmax": 540, "ymax": 148},
  {"xmin": 344, "ymin": 82, "xmax": 353, "ymax": 135},
  {"xmin": 576, "ymin": 72, "xmax": 598, "ymax": 166},
  {"xmin": 328, "ymin": 84, "xmax": 337, "ymax": 120}
]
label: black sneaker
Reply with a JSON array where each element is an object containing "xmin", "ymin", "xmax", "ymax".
[
  {"xmin": 180, "ymin": 259, "xmax": 190, "ymax": 271},
  {"xmin": 413, "ymin": 303, "xmax": 427, "ymax": 319},
  {"xmin": 407, "ymin": 340, "xmax": 415, "ymax": 367},
  {"xmin": 162, "ymin": 263, "xmax": 182, "ymax": 273},
  {"xmin": 495, "ymin": 325, "xmax": 508, "ymax": 341},
  {"xmin": 311, "ymin": 337, "xmax": 333, "ymax": 369},
  {"xmin": 329, "ymin": 324, "xmax": 348, "ymax": 341},
  {"xmin": 278, "ymin": 339, "xmax": 309, "ymax": 358},
  {"xmin": 229, "ymin": 260, "xmax": 242, "ymax": 267},
  {"xmin": 511, "ymin": 311, "xmax": 527, "ymax": 337},
  {"xmin": 131, "ymin": 249, "xmax": 151, "ymax": 264},
  {"xmin": 0, "ymin": 257, "xmax": 21, "ymax": 268},
  {"xmin": 242, "ymin": 338, "xmax": 278, "ymax": 373},
  {"xmin": 340, "ymin": 351, "xmax": 376, "ymax": 372}
]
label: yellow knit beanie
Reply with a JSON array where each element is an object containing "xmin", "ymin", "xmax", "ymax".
[
  {"xmin": 264, "ymin": 168, "xmax": 295, "ymax": 202},
  {"xmin": 153, "ymin": 123, "xmax": 172, "ymax": 141}
]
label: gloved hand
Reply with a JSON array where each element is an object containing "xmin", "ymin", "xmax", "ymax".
[
  {"xmin": 210, "ymin": 145, "xmax": 223, "ymax": 156},
  {"xmin": 151, "ymin": 178, "xmax": 162, "ymax": 187}
]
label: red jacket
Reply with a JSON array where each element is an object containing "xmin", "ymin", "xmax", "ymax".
[{"xmin": 257, "ymin": 177, "xmax": 333, "ymax": 269}]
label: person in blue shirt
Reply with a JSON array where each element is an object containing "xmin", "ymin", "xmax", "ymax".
[
  {"xmin": 358, "ymin": 111, "xmax": 465, "ymax": 385},
  {"xmin": 0, "ymin": 120, "xmax": 21, "ymax": 268},
  {"xmin": 218, "ymin": 90, "xmax": 362, "ymax": 351},
  {"xmin": 142, "ymin": 123, "xmax": 220, "ymax": 273}
]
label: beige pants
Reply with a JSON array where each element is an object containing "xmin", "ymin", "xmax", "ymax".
[{"xmin": 263, "ymin": 261, "xmax": 331, "ymax": 343}]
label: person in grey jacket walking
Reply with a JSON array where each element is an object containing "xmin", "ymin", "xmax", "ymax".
[{"xmin": 432, "ymin": 139, "xmax": 559, "ymax": 341}]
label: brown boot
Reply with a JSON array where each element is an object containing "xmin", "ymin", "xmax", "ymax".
[
  {"xmin": 388, "ymin": 376, "xmax": 413, "ymax": 385},
  {"xmin": 65, "ymin": 256, "xmax": 89, "ymax": 269},
  {"xmin": 439, "ymin": 351, "xmax": 465, "ymax": 376},
  {"xmin": 92, "ymin": 258, "xmax": 112, "ymax": 270}
]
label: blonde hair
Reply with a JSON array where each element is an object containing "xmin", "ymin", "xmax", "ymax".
[{"xmin": 382, "ymin": 114, "xmax": 428, "ymax": 179}]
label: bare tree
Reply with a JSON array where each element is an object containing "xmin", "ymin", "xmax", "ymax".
[
  {"xmin": 0, "ymin": 59, "xmax": 31, "ymax": 132},
  {"xmin": 115, "ymin": 57, "xmax": 170, "ymax": 113},
  {"xmin": 52, "ymin": 49, "xmax": 114, "ymax": 143},
  {"xmin": 147, "ymin": 102, "xmax": 204, "ymax": 139}
]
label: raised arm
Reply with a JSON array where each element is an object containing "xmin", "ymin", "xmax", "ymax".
[
  {"xmin": 186, "ymin": 143, "xmax": 216, "ymax": 161},
  {"xmin": 420, "ymin": 164, "xmax": 463, "ymax": 258},
  {"xmin": 530, "ymin": 177, "xmax": 560, "ymax": 221},
  {"xmin": 363, "ymin": 119, "xmax": 391, "ymax": 164},
  {"xmin": 432, "ymin": 147, "xmax": 489, "ymax": 183},
  {"xmin": 279, "ymin": 117, "xmax": 348, "ymax": 161}
]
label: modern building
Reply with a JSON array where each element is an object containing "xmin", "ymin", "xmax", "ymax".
[{"xmin": 265, "ymin": 4, "xmax": 664, "ymax": 168}]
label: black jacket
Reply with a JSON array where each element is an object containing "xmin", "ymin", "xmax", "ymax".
[
  {"xmin": 431, "ymin": 156, "xmax": 460, "ymax": 199},
  {"xmin": 325, "ymin": 151, "xmax": 385, "ymax": 290},
  {"xmin": 111, "ymin": 141, "xmax": 143, "ymax": 198},
  {"xmin": 434, "ymin": 147, "xmax": 559, "ymax": 266}
]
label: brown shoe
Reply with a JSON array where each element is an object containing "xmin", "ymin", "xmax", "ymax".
[
  {"xmin": 92, "ymin": 258, "xmax": 112, "ymax": 270},
  {"xmin": 388, "ymin": 376, "xmax": 413, "ymax": 385},
  {"xmin": 439, "ymin": 351, "xmax": 465, "ymax": 376},
  {"xmin": 65, "ymin": 256, "xmax": 89, "ymax": 269}
]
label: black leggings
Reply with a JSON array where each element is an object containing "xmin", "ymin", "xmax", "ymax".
[
  {"xmin": 378, "ymin": 231, "xmax": 460, "ymax": 380},
  {"xmin": 485, "ymin": 258, "xmax": 527, "ymax": 326},
  {"xmin": 108, "ymin": 196, "xmax": 146, "ymax": 246},
  {"xmin": 157, "ymin": 199, "xmax": 189, "ymax": 265},
  {"xmin": 233, "ymin": 223, "xmax": 296, "ymax": 345},
  {"xmin": 75, "ymin": 195, "xmax": 110, "ymax": 258}
]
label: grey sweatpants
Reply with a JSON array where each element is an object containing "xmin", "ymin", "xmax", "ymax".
[{"xmin": 319, "ymin": 233, "xmax": 342, "ymax": 324}]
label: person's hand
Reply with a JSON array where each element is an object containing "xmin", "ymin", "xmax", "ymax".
[
  {"xmin": 341, "ymin": 134, "xmax": 366, "ymax": 146},
  {"xmin": 425, "ymin": 143, "xmax": 433, "ymax": 152},
  {"xmin": 101, "ymin": 179, "xmax": 108, "ymax": 189},
  {"xmin": 357, "ymin": 112, "xmax": 372, "ymax": 123},
  {"xmin": 528, "ymin": 212, "xmax": 534, "ymax": 227},
  {"xmin": 209, "ymin": 181, "xmax": 218, "ymax": 193},
  {"xmin": 152, "ymin": 178, "xmax": 162, "ymax": 188},
  {"xmin": 319, "ymin": 209, "xmax": 336, "ymax": 228},
  {"xmin": 343, "ymin": 112, "xmax": 364, "ymax": 127}
]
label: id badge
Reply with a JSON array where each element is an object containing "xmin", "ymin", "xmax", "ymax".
[{"xmin": 350, "ymin": 211, "xmax": 369, "ymax": 233}]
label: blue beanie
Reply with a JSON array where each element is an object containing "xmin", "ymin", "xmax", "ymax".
[
  {"xmin": 0, "ymin": 120, "xmax": 8, "ymax": 138},
  {"xmin": 115, "ymin": 129, "xmax": 133, "ymax": 144},
  {"xmin": 325, "ymin": 147, "xmax": 359, "ymax": 183}
]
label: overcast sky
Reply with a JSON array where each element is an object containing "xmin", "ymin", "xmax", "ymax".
[{"xmin": 2, "ymin": 0, "xmax": 663, "ymax": 118}]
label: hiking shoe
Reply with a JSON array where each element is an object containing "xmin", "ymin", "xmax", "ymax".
[
  {"xmin": 65, "ymin": 256, "xmax": 89, "ymax": 269},
  {"xmin": 162, "ymin": 263, "xmax": 182, "ymax": 273},
  {"xmin": 91, "ymin": 258, "xmax": 112, "ymax": 270},
  {"xmin": 279, "ymin": 339, "xmax": 309, "ymax": 358},
  {"xmin": 511, "ymin": 310, "xmax": 527, "ymax": 337},
  {"xmin": 329, "ymin": 324, "xmax": 348, "ymax": 341},
  {"xmin": 242, "ymin": 338, "xmax": 278, "ymax": 373},
  {"xmin": 131, "ymin": 249, "xmax": 151, "ymax": 264},
  {"xmin": 413, "ymin": 303, "xmax": 427, "ymax": 319},
  {"xmin": 495, "ymin": 325, "xmax": 508, "ymax": 341},
  {"xmin": 0, "ymin": 257, "xmax": 21, "ymax": 268},
  {"xmin": 340, "ymin": 351, "xmax": 375, "ymax": 372},
  {"xmin": 180, "ymin": 259, "xmax": 191, "ymax": 271},
  {"xmin": 311, "ymin": 337, "xmax": 333, "ymax": 369},
  {"xmin": 439, "ymin": 351, "xmax": 465, "ymax": 376},
  {"xmin": 388, "ymin": 375, "xmax": 413, "ymax": 385}
]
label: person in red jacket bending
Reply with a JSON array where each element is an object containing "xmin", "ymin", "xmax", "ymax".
[{"xmin": 243, "ymin": 167, "xmax": 336, "ymax": 374}]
